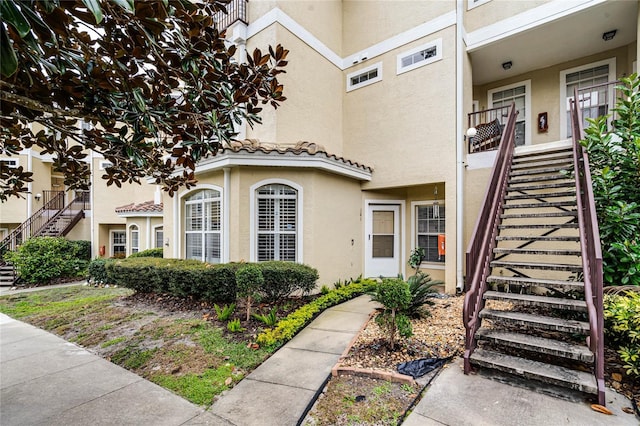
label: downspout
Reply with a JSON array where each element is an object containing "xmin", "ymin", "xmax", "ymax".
[
  {"xmin": 455, "ymin": 0, "xmax": 465, "ymax": 293},
  {"xmin": 223, "ymin": 167, "xmax": 231, "ymax": 263}
]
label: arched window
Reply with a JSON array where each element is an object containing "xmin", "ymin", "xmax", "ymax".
[
  {"xmin": 185, "ymin": 189, "xmax": 221, "ymax": 263},
  {"xmin": 129, "ymin": 225, "xmax": 139, "ymax": 254},
  {"xmin": 256, "ymin": 184, "xmax": 297, "ymax": 261}
]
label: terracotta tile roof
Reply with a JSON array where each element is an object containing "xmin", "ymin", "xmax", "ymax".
[
  {"xmin": 115, "ymin": 200, "xmax": 163, "ymax": 214},
  {"xmin": 222, "ymin": 139, "xmax": 373, "ymax": 172}
]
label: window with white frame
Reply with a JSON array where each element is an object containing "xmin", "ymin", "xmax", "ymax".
[
  {"xmin": 256, "ymin": 184, "xmax": 297, "ymax": 262},
  {"xmin": 467, "ymin": 0, "xmax": 492, "ymax": 10},
  {"xmin": 397, "ymin": 39, "xmax": 442, "ymax": 75},
  {"xmin": 346, "ymin": 62, "xmax": 383, "ymax": 92},
  {"xmin": 0, "ymin": 158, "xmax": 19, "ymax": 168},
  {"xmin": 416, "ymin": 203, "xmax": 445, "ymax": 263},
  {"xmin": 155, "ymin": 227, "xmax": 164, "ymax": 248},
  {"xmin": 130, "ymin": 225, "xmax": 139, "ymax": 254},
  {"xmin": 489, "ymin": 80, "xmax": 531, "ymax": 146},
  {"xmin": 112, "ymin": 230, "xmax": 126, "ymax": 257},
  {"xmin": 185, "ymin": 189, "xmax": 221, "ymax": 263},
  {"xmin": 99, "ymin": 160, "xmax": 113, "ymax": 170}
]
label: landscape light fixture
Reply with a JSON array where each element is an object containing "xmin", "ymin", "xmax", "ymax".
[
  {"xmin": 502, "ymin": 61, "xmax": 513, "ymax": 70},
  {"xmin": 602, "ymin": 30, "xmax": 617, "ymax": 41}
]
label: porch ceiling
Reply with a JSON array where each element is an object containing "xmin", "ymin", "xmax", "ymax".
[{"xmin": 469, "ymin": 0, "xmax": 638, "ymax": 86}]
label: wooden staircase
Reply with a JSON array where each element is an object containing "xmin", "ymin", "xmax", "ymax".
[{"xmin": 464, "ymin": 100, "xmax": 604, "ymax": 405}]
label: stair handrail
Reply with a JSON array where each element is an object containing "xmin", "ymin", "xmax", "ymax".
[
  {"xmin": 569, "ymin": 89, "xmax": 605, "ymax": 405},
  {"xmin": 33, "ymin": 191, "xmax": 88, "ymax": 238},
  {"xmin": 0, "ymin": 190, "xmax": 65, "ymax": 258},
  {"xmin": 463, "ymin": 103, "xmax": 518, "ymax": 374}
]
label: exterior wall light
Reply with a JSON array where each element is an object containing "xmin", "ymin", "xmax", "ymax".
[
  {"xmin": 502, "ymin": 61, "xmax": 512, "ymax": 70},
  {"xmin": 602, "ymin": 30, "xmax": 617, "ymax": 41},
  {"xmin": 34, "ymin": 193, "xmax": 42, "ymax": 201},
  {"xmin": 466, "ymin": 127, "xmax": 477, "ymax": 139}
]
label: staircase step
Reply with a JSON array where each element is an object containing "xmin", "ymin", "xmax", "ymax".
[
  {"xmin": 500, "ymin": 211, "xmax": 577, "ymax": 219},
  {"xmin": 487, "ymin": 275, "xmax": 584, "ymax": 291},
  {"xmin": 510, "ymin": 166, "xmax": 570, "ymax": 176},
  {"xmin": 479, "ymin": 309, "xmax": 590, "ymax": 334},
  {"xmin": 502, "ymin": 200, "xmax": 576, "ymax": 209},
  {"xmin": 510, "ymin": 158, "xmax": 573, "ymax": 170},
  {"xmin": 498, "ymin": 223, "xmax": 578, "ymax": 229},
  {"xmin": 469, "ymin": 349, "xmax": 597, "ymax": 394},
  {"xmin": 483, "ymin": 291, "xmax": 587, "ymax": 311},
  {"xmin": 504, "ymin": 190, "xmax": 575, "ymax": 200},
  {"xmin": 513, "ymin": 147, "xmax": 573, "ymax": 160},
  {"xmin": 475, "ymin": 329, "xmax": 593, "ymax": 362},
  {"xmin": 496, "ymin": 235, "xmax": 580, "ymax": 242},
  {"xmin": 493, "ymin": 248, "xmax": 581, "ymax": 256},
  {"xmin": 507, "ymin": 182, "xmax": 575, "ymax": 192},
  {"xmin": 490, "ymin": 260, "xmax": 582, "ymax": 272},
  {"xmin": 509, "ymin": 174, "xmax": 572, "ymax": 184}
]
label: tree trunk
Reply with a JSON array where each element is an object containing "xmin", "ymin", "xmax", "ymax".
[{"xmin": 246, "ymin": 295, "xmax": 252, "ymax": 322}]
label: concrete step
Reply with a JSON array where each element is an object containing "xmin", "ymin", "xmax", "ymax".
[
  {"xmin": 502, "ymin": 200, "xmax": 576, "ymax": 209},
  {"xmin": 500, "ymin": 211, "xmax": 577, "ymax": 219},
  {"xmin": 510, "ymin": 165, "xmax": 570, "ymax": 177},
  {"xmin": 504, "ymin": 190, "xmax": 575, "ymax": 200},
  {"xmin": 479, "ymin": 309, "xmax": 590, "ymax": 334},
  {"xmin": 510, "ymin": 158, "xmax": 573, "ymax": 170},
  {"xmin": 469, "ymin": 348, "xmax": 597, "ymax": 395},
  {"xmin": 493, "ymin": 248, "xmax": 581, "ymax": 256},
  {"xmin": 490, "ymin": 260, "xmax": 582, "ymax": 272},
  {"xmin": 475, "ymin": 329, "xmax": 593, "ymax": 362},
  {"xmin": 496, "ymin": 235, "xmax": 580, "ymax": 242},
  {"xmin": 498, "ymin": 223, "xmax": 578, "ymax": 229},
  {"xmin": 486, "ymin": 275, "xmax": 584, "ymax": 291},
  {"xmin": 513, "ymin": 147, "xmax": 573, "ymax": 160},
  {"xmin": 509, "ymin": 174, "xmax": 572, "ymax": 184},
  {"xmin": 483, "ymin": 291, "xmax": 587, "ymax": 311},
  {"xmin": 507, "ymin": 182, "xmax": 575, "ymax": 192}
]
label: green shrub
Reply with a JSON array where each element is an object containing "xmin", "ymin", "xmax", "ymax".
[
  {"xmin": 227, "ymin": 318, "xmax": 245, "ymax": 332},
  {"xmin": 258, "ymin": 261, "xmax": 319, "ymax": 301},
  {"xmin": 214, "ymin": 303, "xmax": 236, "ymax": 321},
  {"xmin": 252, "ymin": 306, "xmax": 279, "ymax": 327},
  {"xmin": 406, "ymin": 271, "xmax": 442, "ymax": 318},
  {"xmin": 236, "ymin": 264, "xmax": 264, "ymax": 321},
  {"xmin": 5, "ymin": 237, "xmax": 89, "ymax": 284},
  {"xmin": 257, "ymin": 278, "xmax": 377, "ymax": 347},
  {"xmin": 128, "ymin": 248, "xmax": 163, "ymax": 258},
  {"xmin": 72, "ymin": 240, "xmax": 92, "ymax": 261},
  {"xmin": 87, "ymin": 258, "xmax": 114, "ymax": 284},
  {"xmin": 369, "ymin": 278, "xmax": 412, "ymax": 350},
  {"xmin": 604, "ymin": 292, "xmax": 640, "ymax": 378}
]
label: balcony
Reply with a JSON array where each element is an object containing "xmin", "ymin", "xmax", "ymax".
[{"xmin": 214, "ymin": 0, "xmax": 248, "ymax": 32}]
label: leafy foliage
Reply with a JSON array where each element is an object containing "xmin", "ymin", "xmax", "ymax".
[
  {"xmin": 369, "ymin": 278, "xmax": 413, "ymax": 350},
  {"xmin": 128, "ymin": 248, "xmax": 163, "ymax": 258},
  {"xmin": 258, "ymin": 261, "xmax": 319, "ymax": 302},
  {"xmin": 256, "ymin": 278, "xmax": 377, "ymax": 347},
  {"xmin": 226, "ymin": 318, "xmax": 245, "ymax": 333},
  {"xmin": 604, "ymin": 292, "xmax": 640, "ymax": 378},
  {"xmin": 252, "ymin": 306, "xmax": 279, "ymax": 327},
  {"xmin": 0, "ymin": 0, "xmax": 288, "ymax": 200},
  {"xmin": 4, "ymin": 236, "xmax": 89, "ymax": 283},
  {"xmin": 236, "ymin": 264, "xmax": 264, "ymax": 321},
  {"xmin": 213, "ymin": 303, "xmax": 235, "ymax": 321},
  {"xmin": 87, "ymin": 257, "xmax": 113, "ymax": 284},
  {"xmin": 406, "ymin": 271, "xmax": 442, "ymax": 318},
  {"xmin": 581, "ymin": 74, "xmax": 640, "ymax": 286}
]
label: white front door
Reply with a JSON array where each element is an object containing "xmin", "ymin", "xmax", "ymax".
[{"xmin": 365, "ymin": 204, "xmax": 400, "ymax": 278}]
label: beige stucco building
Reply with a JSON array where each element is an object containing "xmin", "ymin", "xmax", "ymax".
[{"xmin": 2, "ymin": 0, "xmax": 638, "ymax": 293}]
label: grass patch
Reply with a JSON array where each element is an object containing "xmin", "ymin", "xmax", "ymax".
[
  {"xmin": 101, "ymin": 336, "xmax": 127, "ymax": 348},
  {"xmin": 112, "ymin": 346, "xmax": 157, "ymax": 369},
  {"xmin": 152, "ymin": 363, "xmax": 237, "ymax": 406}
]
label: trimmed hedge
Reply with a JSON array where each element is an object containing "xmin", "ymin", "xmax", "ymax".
[
  {"xmin": 256, "ymin": 278, "xmax": 377, "ymax": 348},
  {"xmin": 88, "ymin": 258, "xmax": 319, "ymax": 304},
  {"xmin": 128, "ymin": 248, "xmax": 163, "ymax": 258}
]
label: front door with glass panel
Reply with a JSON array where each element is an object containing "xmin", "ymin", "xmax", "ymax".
[
  {"xmin": 489, "ymin": 83, "xmax": 528, "ymax": 146},
  {"xmin": 365, "ymin": 205, "xmax": 400, "ymax": 277},
  {"xmin": 563, "ymin": 62, "xmax": 612, "ymax": 138}
]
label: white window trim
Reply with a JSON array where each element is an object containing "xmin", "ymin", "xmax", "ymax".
[
  {"xmin": 488, "ymin": 79, "xmax": 532, "ymax": 146},
  {"xmin": 250, "ymin": 179, "xmax": 303, "ymax": 263},
  {"xmin": 99, "ymin": 160, "xmax": 113, "ymax": 170},
  {"xmin": 110, "ymin": 229, "xmax": 126, "ymax": 257},
  {"xmin": 346, "ymin": 62, "xmax": 383, "ymax": 92},
  {"xmin": 128, "ymin": 224, "xmax": 140, "ymax": 255},
  {"xmin": 410, "ymin": 200, "xmax": 446, "ymax": 269},
  {"xmin": 397, "ymin": 38, "xmax": 442, "ymax": 75},
  {"xmin": 180, "ymin": 185, "xmax": 224, "ymax": 263},
  {"xmin": 153, "ymin": 225, "xmax": 164, "ymax": 249},
  {"xmin": 0, "ymin": 158, "xmax": 19, "ymax": 168},
  {"xmin": 559, "ymin": 57, "xmax": 616, "ymax": 140},
  {"xmin": 467, "ymin": 0, "xmax": 492, "ymax": 11}
]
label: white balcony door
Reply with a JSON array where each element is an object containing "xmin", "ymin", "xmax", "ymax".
[{"xmin": 365, "ymin": 204, "xmax": 400, "ymax": 278}]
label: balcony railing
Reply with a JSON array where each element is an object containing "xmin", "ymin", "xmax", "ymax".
[
  {"xmin": 467, "ymin": 105, "xmax": 511, "ymax": 153},
  {"xmin": 573, "ymin": 80, "xmax": 621, "ymax": 136},
  {"xmin": 214, "ymin": 0, "xmax": 248, "ymax": 32}
]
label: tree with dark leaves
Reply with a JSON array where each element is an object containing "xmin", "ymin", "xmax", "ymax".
[{"xmin": 0, "ymin": 0, "xmax": 288, "ymax": 201}]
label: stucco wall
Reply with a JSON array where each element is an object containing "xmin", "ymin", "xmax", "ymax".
[{"xmin": 464, "ymin": 0, "xmax": 550, "ymax": 33}]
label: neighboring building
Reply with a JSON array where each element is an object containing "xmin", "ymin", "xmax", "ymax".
[{"xmin": 2, "ymin": 0, "xmax": 637, "ymax": 293}]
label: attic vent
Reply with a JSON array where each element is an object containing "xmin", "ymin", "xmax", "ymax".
[
  {"xmin": 397, "ymin": 39, "xmax": 443, "ymax": 75},
  {"xmin": 346, "ymin": 62, "xmax": 383, "ymax": 92}
]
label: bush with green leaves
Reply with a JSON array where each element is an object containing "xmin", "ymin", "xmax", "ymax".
[
  {"xmin": 258, "ymin": 261, "xmax": 319, "ymax": 301},
  {"xmin": 257, "ymin": 278, "xmax": 377, "ymax": 347},
  {"xmin": 87, "ymin": 258, "xmax": 114, "ymax": 284},
  {"xmin": 581, "ymin": 74, "xmax": 640, "ymax": 287},
  {"xmin": 236, "ymin": 264, "xmax": 264, "ymax": 321},
  {"xmin": 369, "ymin": 278, "xmax": 413, "ymax": 350},
  {"xmin": 604, "ymin": 292, "xmax": 640, "ymax": 378},
  {"xmin": 406, "ymin": 271, "xmax": 442, "ymax": 318},
  {"xmin": 128, "ymin": 248, "xmax": 163, "ymax": 258},
  {"xmin": 5, "ymin": 237, "xmax": 89, "ymax": 284}
]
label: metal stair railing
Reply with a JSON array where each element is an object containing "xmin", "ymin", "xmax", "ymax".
[
  {"xmin": 463, "ymin": 103, "xmax": 518, "ymax": 374},
  {"xmin": 570, "ymin": 89, "xmax": 605, "ymax": 405},
  {"xmin": 37, "ymin": 191, "xmax": 89, "ymax": 238}
]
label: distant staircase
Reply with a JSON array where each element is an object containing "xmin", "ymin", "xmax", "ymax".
[
  {"xmin": 0, "ymin": 191, "xmax": 89, "ymax": 286},
  {"xmin": 463, "ymin": 100, "xmax": 605, "ymax": 404}
]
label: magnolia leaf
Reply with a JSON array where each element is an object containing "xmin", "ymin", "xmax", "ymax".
[
  {"xmin": 0, "ymin": 25, "xmax": 18, "ymax": 77},
  {"xmin": 110, "ymin": 0, "xmax": 135, "ymax": 13},
  {"xmin": 1, "ymin": 1, "xmax": 31, "ymax": 38},
  {"xmin": 81, "ymin": 0, "xmax": 103, "ymax": 24}
]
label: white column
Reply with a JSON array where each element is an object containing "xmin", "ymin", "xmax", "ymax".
[{"xmin": 223, "ymin": 167, "xmax": 231, "ymax": 263}]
